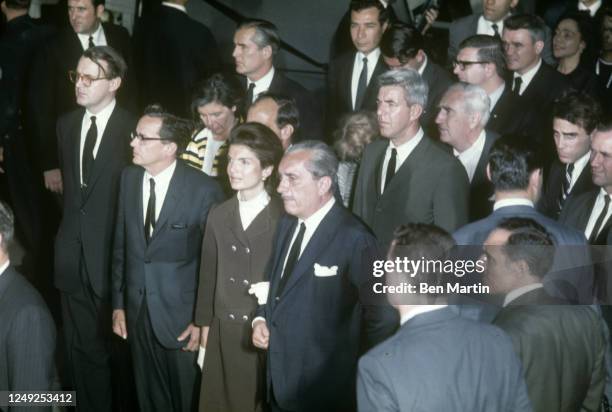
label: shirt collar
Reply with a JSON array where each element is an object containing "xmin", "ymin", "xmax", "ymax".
[
  {"xmin": 493, "ymin": 197, "xmax": 534, "ymax": 210},
  {"xmin": 77, "ymin": 20, "xmax": 103, "ymax": 46},
  {"xmin": 85, "ymin": 98, "xmax": 115, "ymax": 121},
  {"xmin": 503, "ymin": 283, "xmax": 543, "ymax": 306},
  {"xmin": 145, "ymin": 159, "xmax": 177, "ymax": 182},
  {"xmin": 299, "ymin": 197, "xmax": 335, "ymax": 232},
  {"xmin": 418, "ymin": 54, "xmax": 428, "ymax": 76},
  {"xmin": 162, "ymin": 1, "xmax": 187, "ymax": 13},
  {"xmin": 400, "ymin": 305, "xmax": 448, "ymax": 325},
  {"xmin": 357, "ymin": 47, "xmax": 381, "ymax": 64},
  {"xmin": 578, "ymin": 0, "xmax": 602, "ymax": 16},
  {"xmin": 514, "ymin": 58, "xmax": 542, "ymax": 83},
  {"xmin": 453, "ymin": 129, "xmax": 486, "ymax": 156},
  {"xmin": 248, "ymin": 66, "xmax": 275, "ymax": 95},
  {"xmin": 238, "ymin": 189, "xmax": 270, "ymax": 207},
  {"xmin": 571, "ymin": 150, "xmax": 591, "ymax": 176},
  {"xmin": 390, "ymin": 127, "xmax": 424, "ymax": 153},
  {"xmin": 0, "ymin": 260, "xmax": 10, "ymax": 277}
]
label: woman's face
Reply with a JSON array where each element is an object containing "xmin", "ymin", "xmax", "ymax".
[
  {"xmin": 227, "ymin": 144, "xmax": 272, "ymax": 199},
  {"xmin": 553, "ymin": 19, "xmax": 585, "ymax": 60},
  {"xmin": 197, "ymin": 101, "xmax": 236, "ymax": 140}
]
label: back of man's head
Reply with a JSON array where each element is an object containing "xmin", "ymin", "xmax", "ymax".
[
  {"xmin": 459, "ymin": 35, "xmax": 506, "ymax": 78},
  {"xmin": 496, "ymin": 217, "xmax": 555, "ymax": 280},
  {"xmin": 488, "ymin": 137, "xmax": 544, "ymax": 191},
  {"xmin": 380, "ymin": 23, "xmax": 424, "ymax": 62},
  {"xmin": 4, "ymin": 0, "xmax": 31, "ymax": 10}
]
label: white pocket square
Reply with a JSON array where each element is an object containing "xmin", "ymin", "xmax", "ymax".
[
  {"xmin": 248, "ymin": 282, "xmax": 270, "ymax": 305},
  {"xmin": 314, "ymin": 263, "xmax": 338, "ymax": 277}
]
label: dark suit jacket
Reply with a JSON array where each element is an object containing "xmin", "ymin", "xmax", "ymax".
[
  {"xmin": 257, "ymin": 202, "xmax": 397, "ymax": 411},
  {"xmin": 358, "ymin": 307, "xmax": 532, "ymax": 412},
  {"xmin": 454, "ymin": 204, "xmax": 594, "ymax": 304},
  {"xmin": 133, "ymin": 4, "xmax": 220, "ymax": 117},
  {"xmin": 488, "ymin": 85, "xmax": 528, "ymax": 137},
  {"xmin": 420, "ymin": 59, "xmax": 453, "ymax": 136},
  {"xmin": 353, "ymin": 135, "xmax": 470, "ymax": 247},
  {"xmin": 469, "ymin": 131, "xmax": 499, "ymax": 222},
  {"xmin": 54, "ymin": 105, "xmax": 134, "ymax": 297},
  {"xmin": 327, "ymin": 51, "xmax": 387, "ymax": 132},
  {"xmin": 33, "ymin": 23, "xmax": 133, "ymax": 172},
  {"xmin": 448, "ymin": 13, "xmax": 554, "ymax": 65},
  {"xmin": 560, "ymin": 189, "xmax": 611, "ymax": 245},
  {"xmin": 265, "ymin": 70, "xmax": 322, "ymax": 141},
  {"xmin": 0, "ymin": 266, "xmax": 56, "ymax": 395},
  {"xmin": 494, "ymin": 288, "xmax": 606, "ymax": 412},
  {"xmin": 112, "ymin": 160, "xmax": 224, "ymax": 349},
  {"xmin": 539, "ymin": 159, "xmax": 595, "ymax": 220}
]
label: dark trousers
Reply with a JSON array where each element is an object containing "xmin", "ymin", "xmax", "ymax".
[
  {"xmin": 61, "ymin": 261, "xmax": 112, "ymax": 412},
  {"xmin": 131, "ymin": 298, "xmax": 200, "ymax": 412}
]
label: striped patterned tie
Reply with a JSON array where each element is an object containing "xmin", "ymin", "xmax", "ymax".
[{"xmin": 558, "ymin": 163, "xmax": 574, "ymax": 211}]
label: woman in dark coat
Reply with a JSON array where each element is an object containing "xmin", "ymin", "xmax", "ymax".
[{"xmin": 195, "ymin": 122, "xmax": 284, "ymax": 412}]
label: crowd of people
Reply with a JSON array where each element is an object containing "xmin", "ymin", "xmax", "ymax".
[{"xmin": 2, "ymin": 0, "xmax": 612, "ymax": 411}]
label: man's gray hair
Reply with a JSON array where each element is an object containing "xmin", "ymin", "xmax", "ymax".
[
  {"xmin": 446, "ymin": 82, "xmax": 491, "ymax": 127},
  {"xmin": 376, "ymin": 68, "xmax": 429, "ymax": 109},
  {"xmin": 286, "ymin": 140, "xmax": 338, "ymax": 193},
  {"xmin": 0, "ymin": 202, "xmax": 14, "ymax": 253}
]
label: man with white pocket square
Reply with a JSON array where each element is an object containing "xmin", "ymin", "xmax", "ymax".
[{"xmin": 251, "ymin": 140, "xmax": 397, "ymax": 412}]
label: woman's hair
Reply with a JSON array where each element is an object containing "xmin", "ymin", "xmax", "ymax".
[
  {"xmin": 228, "ymin": 122, "xmax": 284, "ymax": 193},
  {"xmin": 190, "ymin": 73, "xmax": 244, "ymax": 124},
  {"xmin": 555, "ymin": 11, "xmax": 596, "ymax": 64},
  {"xmin": 333, "ymin": 111, "xmax": 379, "ymax": 162}
]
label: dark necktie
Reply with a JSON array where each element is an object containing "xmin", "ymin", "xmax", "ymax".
[
  {"xmin": 513, "ymin": 76, "xmax": 523, "ymax": 96},
  {"xmin": 277, "ymin": 222, "xmax": 306, "ymax": 296},
  {"xmin": 491, "ymin": 23, "xmax": 500, "ymax": 39},
  {"xmin": 589, "ymin": 195, "xmax": 610, "ymax": 244},
  {"xmin": 355, "ymin": 57, "xmax": 368, "ymax": 110},
  {"xmin": 246, "ymin": 83, "xmax": 256, "ymax": 106},
  {"xmin": 558, "ymin": 163, "xmax": 574, "ymax": 211},
  {"xmin": 82, "ymin": 115, "xmax": 97, "ymax": 185},
  {"xmin": 88, "ymin": 35, "xmax": 95, "ymax": 49},
  {"xmin": 145, "ymin": 178, "xmax": 156, "ymax": 243},
  {"xmin": 384, "ymin": 148, "xmax": 397, "ymax": 192}
]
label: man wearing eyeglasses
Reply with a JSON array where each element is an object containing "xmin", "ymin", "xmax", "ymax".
[
  {"xmin": 55, "ymin": 45, "xmax": 134, "ymax": 412},
  {"xmin": 33, "ymin": 0, "xmax": 132, "ymax": 196},
  {"xmin": 454, "ymin": 34, "xmax": 526, "ymax": 136},
  {"xmin": 111, "ymin": 105, "xmax": 223, "ymax": 412}
]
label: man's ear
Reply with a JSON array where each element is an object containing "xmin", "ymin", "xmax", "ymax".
[
  {"xmin": 262, "ymin": 45, "xmax": 273, "ymax": 60},
  {"xmin": 485, "ymin": 163, "xmax": 491, "ymax": 182},
  {"xmin": 534, "ymin": 40, "xmax": 544, "ymax": 56},
  {"xmin": 280, "ymin": 125, "xmax": 294, "ymax": 147},
  {"xmin": 317, "ymin": 175, "xmax": 332, "ymax": 196},
  {"xmin": 409, "ymin": 104, "xmax": 423, "ymax": 122},
  {"xmin": 109, "ymin": 77, "xmax": 122, "ymax": 93}
]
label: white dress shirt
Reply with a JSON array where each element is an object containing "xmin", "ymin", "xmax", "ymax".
[
  {"xmin": 142, "ymin": 161, "xmax": 177, "ymax": 227},
  {"xmin": 568, "ymin": 151, "xmax": 590, "ymax": 192},
  {"xmin": 489, "ymin": 83, "xmax": 505, "ymax": 111},
  {"xmin": 578, "ymin": 0, "xmax": 602, "ymax": 16},
  {"xmin": 584, "ymin": 188, "xmax": 612, "ymax": 240},
  {"xmin": 454, "ymin": 130, "xmax": 486, "ymax": 182},
  {"xmin": 0, "ymin": 260, "xmax": 10, "ymax": 278},
  {"xmin": 380, "ymin": 128, "xmax": 424, "ymax": 193},
  {"xmin": 162, "ymin": 1, "xmax": 187, "ymax": 13},
  {"xmin": 76, "ymin": 22, "xmax": 107, "ymax": 50},
  {"xmin": 351, "ymin": 48, "xmax": 381, "ymax": 109},
  {"xmin": 417, "ymin": 54, "xmax": 428, "ymax": 76},
  {"xmin": 400, "ymin": 305, "xmax": 448, "ymax": 325},
  {"xmin": 79, "ymin": 99, "xmax": 116, "ymax": 185},
  {"xmin": 493, "ymin": 197, "xmax": 534, "ymax": 211},
  {"xmin": 238, "ymin": 190, "xmax": 270, "ymax": 230},
  {"xmin": 247, "ymin": 67, "xmax": 275, "ymax": 103},
  {"xmin": 477, "ymin": 15, "xmax": 509, "ymax": 36},
  {"xmin": 503, "ymin": 283, "xmax": 544, "ymax": 306},
  {"xmin": 513, "ymin": 59, "xmax": 542, "ymax": 95}
]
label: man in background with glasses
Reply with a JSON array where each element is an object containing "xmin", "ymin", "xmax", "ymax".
[
  {"xmin": 55, "ymin": 45, "xmax": 134, "ymax": 412},
  {"xmin": 112, "ymin": 105, "xmax": 223, "ymax": 412}
]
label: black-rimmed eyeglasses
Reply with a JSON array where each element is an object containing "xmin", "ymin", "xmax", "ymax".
[
  {"xmin": 130, "ymin": 132, "xmax": 172, "ymax": 142},
  {"xmin": 452, "ymin": 60, "xmax": 489, "ymax": 70},
  {"xmin": 68, "ymin": 70, "xmax": 109, "ymax": 86}
]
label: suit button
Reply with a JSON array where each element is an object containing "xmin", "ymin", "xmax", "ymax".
[
  {"xmin": 231, "ymin": 245, "xmax": 237, "ymax": 252},
  {"xmin": 242, "ymin": 279, "xmax": 249, "ymax": 285},
  {"xmin": 80, "ymin": 208, "xmax": 86, "ymax": 215},
  {"xmin": 242, "ymin": 315, "xmax": 248, "ymax": 321},
  {"xmin": 229, "ymin": 277, "xmax": 235, "ymax": 283},
  {"xmin": 229, "ymin": 314, "xmax": 235, "ymax": 320},
  {"xmin": 275, "ymin": 296, "xmax": 280, "ymax": 302},
  {"xmin": 245, "ymin": 247, "xmax": 250, "ymax": 254}
]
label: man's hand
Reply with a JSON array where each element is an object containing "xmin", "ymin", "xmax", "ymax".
[
  {"xmin": 112, "ymin": 309, "xmax": 128, "ymax": 340},
  {"xmin": 44, "ymin": 168, "xmax": 63, "ymax": 193},
  {"xmin": 252, "ymin": 319, "xmax": 270, "ymax": 350},
  {"xmin": 178, "ymin": 323, "xmax": 201, "ymax": 352},
  {"xmin": 421, "ymin": 7, "xmax": 439, "ymax": 34},
  {"xmin": 200, "ymin": 326, "xmax": 210, "ymax": 348}
]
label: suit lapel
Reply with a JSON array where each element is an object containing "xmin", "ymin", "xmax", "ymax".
[
  {"xmin": 279, "ymin": 204, "xmax": 342, "ymax": 297},
  {"xmin": 268, "ymin": 218, "xmax": 298, "ymax": 302},
  {"xmin": 361, "ymin": 55, "xmax": 386, "ymax": 109},
  {"xmin": 226, "ymin": 196, "xmax": 250, "ymax": 248},
  {"xmin": 381, "ymin": 136, "xmax": 429, "ymax": 196},
  {"xmin": 150, "ymin": 161, "xmax": 184, "ymax": 242},
  {"xmin": 245, "ymin": 196, "xmax": 282, "ymax": 240},
  {"xmin": 342, "ymin": 52, "xmax": 356, "ymax": 110},
  {"xmin": 0, "ymin": 267, "xmax": 16, "ymax": 301},
  {"xmin": 69, "ymin": 111, "xmax": 85, "ymax": 191},
  {"xmin": 373, "ymin": 143, "xmax": 387, "ymax": 198},
  {"xmin": 472, "ymin": 131, "xmax": 498, "ymax": 188}
]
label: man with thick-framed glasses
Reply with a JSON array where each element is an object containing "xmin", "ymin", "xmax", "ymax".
[
  {"xmin": 55, "ymin": 45, "xmax": 135, "ymax": 412},
  {"xmin": 32, "ymin": 0, "xmax": 132, "ymax": 197}
]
